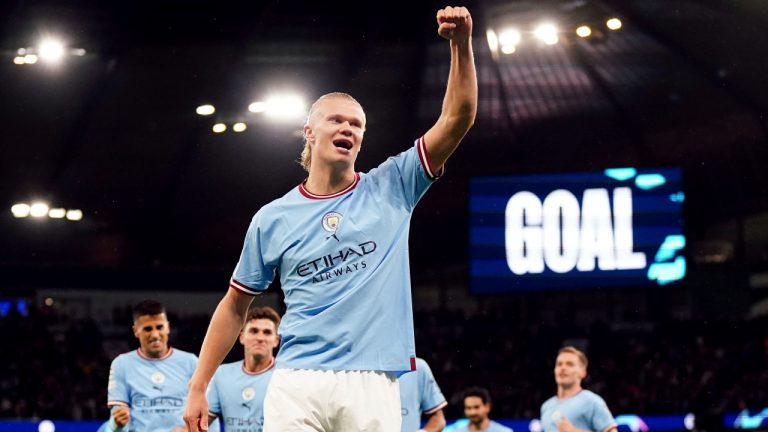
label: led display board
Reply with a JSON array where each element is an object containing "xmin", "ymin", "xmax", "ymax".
[{"xmin": 470, "ymin": 168, "xmax": 685, "ymax": 292}]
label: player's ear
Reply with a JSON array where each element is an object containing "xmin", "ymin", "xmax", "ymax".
[
  {"xmin": 132, "ymin": 324, "xmax": 139, "ymax": 338},
  {"xmin": 303, "ymin": 124, "xmax": 315, "ymax": 144},
  {"xmin": 238, "ymin": 331, "xmax": 245, "ymax": 345}
]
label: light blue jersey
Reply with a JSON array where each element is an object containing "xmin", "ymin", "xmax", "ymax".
[
  {"xmin": 230, "ymin": 138, "xmax": 440, "ymax": 374},
  {"xmin": 400, "ymin": 357, "xmax": 447, "ymax": 431},
  {"xmin": 208, "ymin": 359, "xmax": 275, "ymax": 432},
  {"xmin": 452, "ymin": 420, "xmax": 513, "ymax": 432},
  {"xmin": 107, "ymin": 348, "xmax": 197, "ymax": 432},
  {"xmin": 540, "ymin": 390, "xmax": 616, "ymax": 432}
]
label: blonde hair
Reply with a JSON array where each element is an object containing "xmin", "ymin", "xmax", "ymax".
[
  {"xmin": 558, "ymin": 346, "xmax": 589, "ymax": 368},
  {"xmin": 299, "ymin": 92, "xmax": 364, "ymax": 172}
]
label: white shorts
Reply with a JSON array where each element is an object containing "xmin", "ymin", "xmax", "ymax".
[{"xmin": 263, "ymin": 368, "xmax": 401, "ymax": 432}]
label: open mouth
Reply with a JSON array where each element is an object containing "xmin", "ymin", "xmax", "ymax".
[{"xmin": 333, "ymin": 139, "xmax": 353, "ymax": 150}]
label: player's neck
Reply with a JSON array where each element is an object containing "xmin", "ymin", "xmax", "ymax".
[
  {"xmin": 244, "ymin": 355, "xmax": 274, "ymax": 374},
  {"xmin": 305, "ymin": 165, "xmax": 356, "ymax": 196},
  {"xmin": 557, "ymin": 383, "xmax": 583, "ymax": 399},
  {"xmin": 469, "ymin": 418, "xmax": 490, "ymax": 430}
]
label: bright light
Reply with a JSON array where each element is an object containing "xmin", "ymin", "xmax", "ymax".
[
  {"xmin": 38, "ymin": 419, "xmax": 55, "ymax": 432},
  {"xmin": 44, "ymin": 297, "xmax": 54, "ymax": 307},
  {"xmin": 501, "ymin": 45, "xmax": 516, "ymax": 54},
  {"xmin": 606, "ymin": 18, "xmax": 622, "ymax": 30},
  {"xmin": 24, "ymin": 54, "xmax": 38, "ymax": 64},
  {"xmin": 248, "ymin": 101, "xmax": 267, "ymax": 113},
  {"xmin": 196, "ymin": 104, "xmax": 215, "ymax": 116},
  {"xmin": 48, "ymin": 208, "xmax": 66, "ymax": 218},
  {"xmin": 66, "ymin": 209, "xmax": 83, "ymax": 221},
  {"xmin": 486, "ymin": 29, "xmax": 499, "ymax": 54},
  {"xmin": 498, "ymin": 29, "xmax": 521, "ymax": 46},
  {"xmin": 534, "ymin": 23, "xmax": 559, "ymax": 45},
  {"xmin": 264, "ymin": 95, "xmax": 306, "ymax": 120},
  {"xmin": 13, "ymin": 56, "xmax": 26, "ymax": 65},
  {"xmin": 576, "ymin": 25, "xmax": 592, "ymax": 38},
  {"xmin": 39, "ymin": 39, "xmax": 65, "ymax": 64},
  {"xmin": 17, "ymin": 48, "xmax": 26, "ymax": 55},
  {"xmin": 233, "ymin": 122, "xmax": 247, "ymax": 132},
  {"xmin": 30, "ymin": 202, "xmax": 49, "ymax": 218},
  {"xmin": 212, "ymin": 123, "xmax": 227, "ymax": 133},
  {"xmin": 11, "ymin": 203, "xmax": 30, "ymax": 218},
  {"xmin": 72, "ymin": 48, "xmax": 86, "ymax": 56}
]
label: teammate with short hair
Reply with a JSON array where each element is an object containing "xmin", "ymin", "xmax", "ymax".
[
  {"xmin": 540, "ymin": 347, "xmax": 617, "ymax": 432},
  {"xmin": 400, "ymin": 357, "xmax": 447, "ymax": 431},
  {"xmin": 455, "ymin": 387, "xmax": 512, "ymax": 432},
  {"xmin": 107, "ymin": 300, "xmax": 197, "ymax": 432},
  {"xmin": 184, "ymin": 5, "xmax": 476, "ymax": 432},
  {"xmin": 207, "ymin": 306, "xmax": 280, "ymax": 432}
]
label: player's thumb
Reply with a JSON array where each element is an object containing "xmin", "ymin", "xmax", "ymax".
[{"xmin": 200, "ymin": 416, "xmax": 208, "ymax": 432}]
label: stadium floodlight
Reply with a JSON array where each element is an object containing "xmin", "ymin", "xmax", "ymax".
[
  {"xmin": 498, "ymin": 29, "xmax": 522, "ymax": 47},
  {"xmin": 13, "ymin": 56, "xmax": 26, "ymax": 65},
  {"xmin": 534, "ymin": 23, "xmax": 559, "ymax": 45},
  {"xmin": 11, "ymin": 203, "xmax": 31, "ymax": 218},
  {"xmin": 248, "ymin": 101, "xmax": 267, "ymax": 113},
  {"xmin": 24, "ymin": 54, "xmax": 38, "ymax": 64},
  {"xmin": 606, "ymin": 18, "xmax": 622, "ymax": 30},
  {"xmin": 212, "ymin": 123, "xmax": 227, "ymax": 133},
  {"xmin": 48, "ymin": 208, "xmax": 66, "ymax": 218},
  {"xmin": 38, "ymin": 38, "xmax": 65, "ymax": 64},
  {"xmin": 233, "ymin": 122, "xmax": 247, "ymax": 132},
  {"xmin": 501, "ymin": 44, "xmax": 516, "ymax": 54},
  {"xmin": 30, "ymin": 202, "xmax": 49, "ymax": 218},
  {"xmin": 486, "ymin": 29, "xmax": 499, "ymax": 56},
  {"xmin": 576, "ymin": 25, "xmax": 592, "ymax": 38},
  {"xmin": 196, "ymin": 104, "xmax": 215, "ymax": 116},
  {"xmin": 65, "ymin": 209, "xmax": 83, "ymax": 221},
  {"xmin": 263, "ymin": 95, "xmax": 306, "ymax": 120}
]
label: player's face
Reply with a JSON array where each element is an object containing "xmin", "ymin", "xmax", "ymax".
[
  {"xmin": 463, "ymin": 396, "xmax": 490, "ymax": 424},
  {"xmin": 239, "ymin": 318, "xmax": 279, "ymax": 361},
  {"xmin": 304, "ymin": 97, "xmax": 365, "ymax": 172},
  {"xmin": 133, "ymin": 313, "xmax": 170, "ymax": 358},
  {"xmin": 554, "ymin": 352, "xmax": 586, "ymax": 388}
]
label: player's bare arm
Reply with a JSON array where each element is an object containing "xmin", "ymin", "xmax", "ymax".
[
  {"xmin": 184, "ymin": 288, "xmax": 254, "ymax": 432},
  {"xmin": 423, "ymin": 6, "xmax": 478, "ymax": 172},
  {"xmin": 422, "ymin": 409, "xmax": 447, "ymax": 432},
  {"xmin": 111, "ymin": 406, "xmax": 130, "ymax": 428}
]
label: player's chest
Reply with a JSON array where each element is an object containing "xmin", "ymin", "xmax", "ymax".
[
  {"xmin": 127, "ymin": 363, "xmax": 189, "ymax": 397},
  {"xmin": 284, "ymin": 197, "xmax": 406, "ymax": 259}
]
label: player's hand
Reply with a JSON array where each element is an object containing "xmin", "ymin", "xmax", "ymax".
[
  {"xmin": 111, "ymin": 406, "xmax": 131, "ymax": 428},
  {"xmin": 436, "ymin": 6, "xmax": 472, "ymax": 43},
  {"xmin": 558, "ymin": 416, "xmax": 574, "ymax": 432},
  {"xmin": 183, "ymin": 387, "xmax": 209, "ymax": 432}
]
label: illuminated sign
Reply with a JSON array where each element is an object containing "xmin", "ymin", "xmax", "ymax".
[{"xmin": 470, "ymin": 168, "xmax": 685, "ymax": 292}]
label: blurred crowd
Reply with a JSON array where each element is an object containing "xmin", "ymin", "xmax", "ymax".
[{"xmin": 1, "ymin": 302, "xmax": 766, "ymax": 421}]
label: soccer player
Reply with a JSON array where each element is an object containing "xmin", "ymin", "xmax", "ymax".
[
  {"xmin": 106, "ymin": 300, "xmax": 197, "ymax": 432},
  {"xmin": 400, "ymin": 357, "xmax": 447, "ymax": 431},
  {"xmin": 540, "ymin": 347, "xmax": 617, "ymax": 432},
  {"xmin": 184, "ymin": 5, "xmax": 476, "ymax": 432},
  {"xmin": 455, "ymin": 387, "xmax": 512, "ymax": 432},
  {"xmin": 207, "ymin": 306, "xmax": 280, "ymax": 432}
]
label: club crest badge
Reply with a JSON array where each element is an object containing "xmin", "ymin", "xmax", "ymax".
[
  {"xmin": 151, "ymin": 371, "xmax": 166, "ymax": 385},
  {"xmin": 242, "ymin": 387, "xmax": 256, "ymax": 402},
  {"xmin": 322, "ymin": 211, "xmax": 343, "ymax": 241}
]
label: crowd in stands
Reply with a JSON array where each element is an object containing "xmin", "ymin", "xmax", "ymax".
[{"xmin": 1, "ymin": 301, "xmax": 766, "ymax": 421}]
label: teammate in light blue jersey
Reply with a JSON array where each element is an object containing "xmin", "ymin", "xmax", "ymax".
[
  {"xmin": 400, "ymin": 357, "xmax": 447, "ymax": 431},
  {"xmin": 208, "ymin": 307, "xmax": 280, "ymax": 432},
  {"xmin": 540, "ymin": 347, "xmax": 617, "ymax": 432},
  {"xmin": 455, "ymin": 387, "xmax": 512, "ymax": 432},
  {"xmin": 106, "ymin": 300, "xmax": 198, "ymax": 432},
  {"xmin": 184, "ymin": 6, "xmax": 477, "ymax": 432}
]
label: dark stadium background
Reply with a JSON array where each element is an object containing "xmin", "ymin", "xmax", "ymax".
[{"xmin": 1, "ymin": 0, "xmax": 767, "ymax": 430}]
